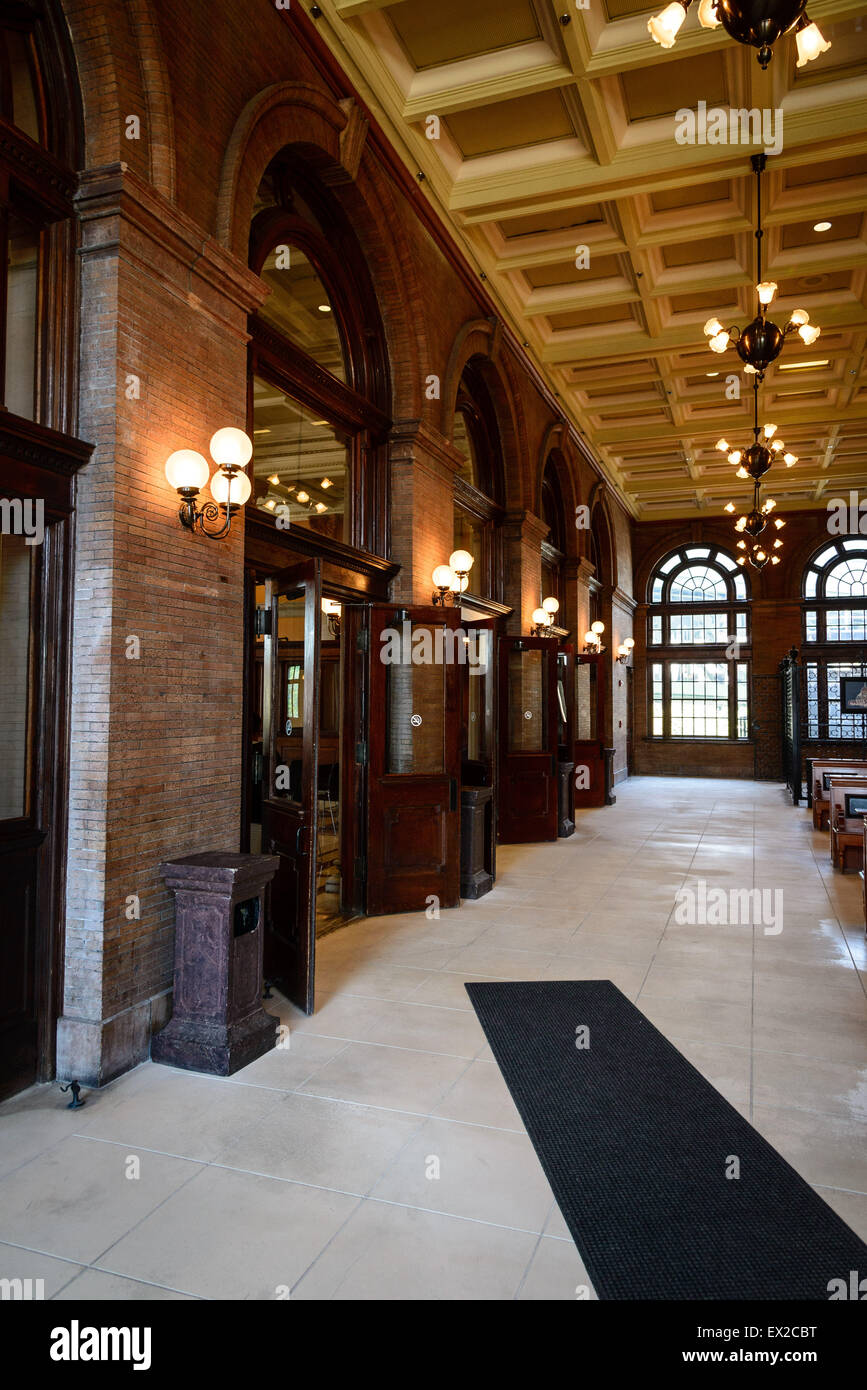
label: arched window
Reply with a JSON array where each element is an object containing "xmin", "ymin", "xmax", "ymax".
[
  {"xmin": 802, "ymin": 539, "xmax": 867, "ymax": 740},
  {"xmin": 0, "ymin": 7, "xmax": 79, "ymax": 428},
  {"xmin": 451, "ymin": 360, "xmax": 504, "ymax": 599},
  {"xmin": 540, "ymin": 457, "xmax": 566, "ymax": 612},
  {"xmin": 647, "ymin": 546, "xmax": 750, "ymax": 740},
  {"xmin": 248, "ymin": 155, "xmax": 390, "ymax": 552}
]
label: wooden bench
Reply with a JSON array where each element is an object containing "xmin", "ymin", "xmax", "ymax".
[
  {"xmin": 828, "ymin": 777, "xmax": 867, "ymax": 872},
  {"xmin": 811, "ymin": 759, "xmax": 867, "ymax": 830}
]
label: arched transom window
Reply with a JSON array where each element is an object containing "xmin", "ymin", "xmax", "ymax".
[
  {"xmin": 802, "ymin": 539, "xmax": 867, "ymax": 739},
  {"xmin": 647, "ymin": 546, "xmax": 750, "ymax": 741}
]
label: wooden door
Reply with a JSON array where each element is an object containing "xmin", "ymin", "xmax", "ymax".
[
  {"xmin": 0, "ymin": 533, "xmax": 44, "ymax": 1098},
  {"xmin": 573, "ymin": 652, "xmax": 607, "ymax": 809},
  {"xmin": 497, "ymin": 635, "xmax": 559, "ymax": 843},
  {"xmin": 261, "ymin": 563, "xmax": 321, "ymax": 1013},
  {"xmin": 367, "ymin": 606, "xmax": 462, "ymax": 915}
]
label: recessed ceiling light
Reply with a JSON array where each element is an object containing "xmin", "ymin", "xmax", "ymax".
[
  {"xmin": 778, "ymin": 359, "xmax": 829, "ymax": 371},
  {"xmin": 254, "ymin": 428, "xmax": 270, "ymax": 435},
  {"xmin": 706, "ymin": 371, "xmax": 719, "ymax": 377},
  {"xmin": 317, "ymin": 304, "xmax": 332, "ymax": 314},
  {"xmin": 813, "ymin": 221, "xmax": 832, "ymax": 232}
]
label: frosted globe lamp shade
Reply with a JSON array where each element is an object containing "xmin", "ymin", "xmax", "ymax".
[
  {"xmin": 796, "ymin": 21, "xmax": 831, "ymax": 67},
  {"xmin": 647, "ymin": 3, "xmax": 686, "ymax": 48},
  {"xmin": 542, "ymin": 596, "xmax": 560, "ymax": 615},
  {"xmin": 449, "ymin": 550, "xmax": 474, "ymax": 574},
  {"xmin": 799, "ymin": 324, "xmax": 821, "ymax": 345},
  {"xmin": 763, "ymin": 424, "xmax": 777, "ymax": 439},
  {"xmin": 624, "ymin": 637, "xmax": 635, "ymax": 650},
  {"xmin": 716, "ymin": 438, "xmax": 729, "ymax": 453},
  {"xmin": 696, "ymin": 0, "xmax": 720, "ymax": 27},
  {"xmin": 591, "ymin": 621, "xmax": 605, "ymax": 635},
  {"xmin": 704, "ymin": 317, "xmax": 724, "ymax": 338},
  {"xmin": 789, "ymin": 309, "xmax": 809, "ymax": 327},
  {"xmin": 432, "ymin": 565, "xmax": 454, "ymax": 589},
  {"xmin": 617, "ymin": 645, "xmax": 628, "ymax": 657},
  {"xmin": 532, "ymin": 609, "xmax": 548, "ymax": 626},
  {"xmin": 209, "ymin": 427, "xmax": 253, "ymax": 469},
  {"xmin": 743, "ymin": 364, "xmax": 758, "ymax": 375},
  {"xmin": 322, "ymin": 598, "xmax": 341, "ymax": 616},
  {"xmin": 584, "ymin": 631, "xmax": 596, "ymax": 645},
  {"xmin": 784, "ymin": 453, "xmax": 798, "ymax": 467},
  {"xmin": 756, "ymin": 281, "xmax": 777, "ymax": 306},
  {"xmin": 210, "ymin": 468, "xmax": 252, "ymax": 506},
  {"xmin": 165, "ymin": 450, "xmax": 209, "ymax": 491},
  {"xmin": 709, "ymin": 332, "xmax": 730, "ymax": 354}
]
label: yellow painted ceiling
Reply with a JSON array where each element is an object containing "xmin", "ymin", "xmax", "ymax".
[{"xmin": 321, "ymin": 0, "xmax": 867, "ymax": 519}]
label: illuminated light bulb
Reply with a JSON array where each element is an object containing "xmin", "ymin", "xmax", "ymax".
[
  {"xmin": 728, "ymin": 450, "xmax": 742, "ymax": 465},
  {"xmin": 756, "ymin": 281, "xmax": 777, "ymax": 307},
  {"xmin": 265, "ymin": 499, "xmax": 276, "ymax": 512},
  {"xmin": 773, "ymin": 539, "xmax": 783, "ymax": 548},
  {"xmin": 318, "ymin": 304, "xmax": 332, "ymax": 314},
  {"xmin": 296, "ymin": 491, "xmax": 309, "ymax": 503},
  {"xmin": 624, "ymin": 638, "xmax": 635, "ymax": 650},
  {"xmin": 432, "ymin": 565, "xmax": 454, "ymax": 589},
  {"xmin": 770, "ymin": 555, "xmax": 781, "ymax": 565},
  {"xmin": 735, "ymin": 517, "xmax": 747, "ymax": 532},
  {"xmin": 737, "ymin": 540, "xmax": 747, "ymax": 550},
  {"xmin": 209, "ymin": 427, "xmax": 253, "ymax": 469},
  {"xmin": 704, "ymin": 317, "xmax": 725, "ymax": 338},
  {"xmin": 449, "ymin": 549, "xmax": 474, "ymax": 575},
  {"xmin": 617, "ymin": 644, "xmax": 629, "ymax": 657},
  {"xmin": 647, "ymin": 2, "xmax": 686, "ymax": 49},
  {"xmin": 789, "ymin": 308, "xmax": 809, "ymax": 327},
  {"xmin": 210, "ymin": 468, "xmax": 252, "ymax": 506},
  {"xmin": 268, "ymin": 474, "xmax": 281, "ymax": 485},
  {"xmin": 315, "ymin": 502, "xmax": 327, "ymax": 512},
  {"xmin": 737, "ymin": 556, "xmax": 746, "ymax": 566},
  {"xmin": 799, "ymin": 324, "xmax": 821, "ymax": 345},
  {"xmin": 724, "ymin": 502, "xmax": 736, "ymax": 513},
  {"xmin": 813, "ymin": 222, "xmax": 832, "ymax": 233},
  {"xmin": 755, "ymin": 550, "xmax": 766, "ymax": 561},
  {"xmin": 322, "ymin": 598, "xmax": 341, "ymax": 616},
  {"xmin": 795, "ymin": 19, "xmax": 831, "ymax": 67},
  {"xmin": 591, "ymin": 621, "xmax": 605, "ymax": 635},
  {"xmin": 771, "ymin": 440, "xmax": 785, "ymax": 452},
  {"xmin": 696, "ymin": 0, "xmax": 720, "ymax": 27},
  {"xmin": 542, "ymin": 596, "xmax": 560, "ymax": 615},
  {"xmin": 165, "ymin": 449, "xmax": 209, "ymax": 491},
  {"xmin": 532, "ymin": 608, "xmax": 548, "ymax": 627},
  {"xmin": 784, "ymin": 453, "xmax": 798, "ymax": 467},
  {"xmin": 736, "ymin": 467, "xmax": 749, "ymax": 479},
  {"xmin": 709, "ymin": 331, "xmax": 730, "ymax": 354},
  {"xmin": 763, "ymin": 424, "xmax": 777, "ymax": 439},
  {"xmin": 774, "ymin": 518, "xmax": 785, "ymax": 529},
  {"xmin": 716, "ymin": 438, "xmax": 730, "ymax": 453},
  {"xmin": 583, "ymin": 630, "xmax": 596, "ymax": 645},
  {"xmin": 320, "ymin": 478, "xmax": 333, "ymax": 489},
  {"xmin": 763, "ymin": 498, "xmax": 776, "ymax": 512}
]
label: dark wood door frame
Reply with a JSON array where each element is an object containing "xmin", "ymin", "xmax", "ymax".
[
  {"xmin": 0, "ymin": 415, "xmax": 92, "ymax": 1099},
  {"xmin": 497, "ymin": 634, "xmax": 560, "ymax": 844}
]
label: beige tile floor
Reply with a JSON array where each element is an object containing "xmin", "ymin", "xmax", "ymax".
[{"xmin": 1, "ymin": 777, "xmax": 866, "ymax": 1300}]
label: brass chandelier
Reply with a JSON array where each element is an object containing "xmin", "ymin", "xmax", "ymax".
[
  {"xmin": 703, "ymin": 156, "xmax": 821, "ymax": 380},
  {"xmin": 722, "ymin": 383, "xmax": 789, "ymax": 569},
  {"xmin": 648, "ymin": 0, "xmax": 830, "ymax": 70}
]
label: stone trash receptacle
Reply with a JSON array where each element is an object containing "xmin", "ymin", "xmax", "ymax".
[{"xmin": 152, "ymin": 852, "xmax": 279, "ymax": 1076}]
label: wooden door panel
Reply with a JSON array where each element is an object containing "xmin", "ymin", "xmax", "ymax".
[
  {"xmin": 384, "ymin": 797, "xmax": 449, "ymax": 872},
  {"xmin": 367, "ymin": 606, "xmax": 461, "ymax": 915},
  {"xmin": 497, "ymin": 636, "xmax": 559, "ymax": 844}
]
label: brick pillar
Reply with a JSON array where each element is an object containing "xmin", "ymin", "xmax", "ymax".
[
  {"xmin": 503, "ymin": 511, "xmax": 549, "ymax": 636},
  {"xmin": 389, "ymin": 420, "xmax": 461, "ymax": 605},
  {"xmin": 57, "ymin": 166, "xmax": 267, "ymax": 1086}
]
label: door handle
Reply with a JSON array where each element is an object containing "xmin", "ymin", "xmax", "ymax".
[{"xmin": 296, "ymin": 825, "xmax": 307, "ymax": 857}]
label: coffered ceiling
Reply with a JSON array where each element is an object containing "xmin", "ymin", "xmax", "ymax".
[{"xmin": 309, "ymin": 0, "xmax": 867, "ymax": 519}]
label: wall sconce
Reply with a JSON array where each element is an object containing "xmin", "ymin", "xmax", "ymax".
[
  {"xmin": 583, "ymin": 621, "xmax": 606, "ymax": 654},
  {"xmin": 322, "ymin": 597, "xmax": 341, "ymax": 638},
  {"xmin": 616, "ymin": 637, "xmax": 635, "ymax": 665},
  {"xmin": 431, "ymin": 550, "xmax": 474, "ymax": 606},
  {"xmin": 530, "ymin": 596, "xmax": 560, "ymax": 636},
  {"xmin": 165, "ymin": 427, "xmax": 253, "ymax": 540}
]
